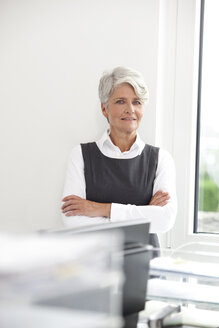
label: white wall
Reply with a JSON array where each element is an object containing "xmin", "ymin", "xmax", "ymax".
[{"xmin": 0, "ymin": 0, "xmax": 160, "ymax": 232}]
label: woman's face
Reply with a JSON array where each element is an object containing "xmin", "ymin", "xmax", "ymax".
[{"xmin": 101, "ymin": 83, "xmax": 144, "ymax": 137}]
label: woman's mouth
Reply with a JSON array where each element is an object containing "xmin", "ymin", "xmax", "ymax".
[{"xmin": 121, "ymin": 117, "xmax": 136, "ymax": 121}]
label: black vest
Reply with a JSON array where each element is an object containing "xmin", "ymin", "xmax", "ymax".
[{"xmin": 81, "ymin": 142, "xmax": 160, "ymax": 254}]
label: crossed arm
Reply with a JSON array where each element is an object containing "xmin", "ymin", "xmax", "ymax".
[{"xmin": 62, "ymin": 190, "xmax": 170, "ymax": 218}]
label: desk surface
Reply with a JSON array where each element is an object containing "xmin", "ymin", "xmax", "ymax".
[{"xmin": 147, "ymin": 278, "xmax": 219, "ymax": 308}]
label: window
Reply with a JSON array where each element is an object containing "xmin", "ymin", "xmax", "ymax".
[
  {"xmin": 157, "ymin": 0, "xmax": 219, "ymax": 248},
  {"xmin": 194, "ymin": 0, "xmax": 219, "ymax": 234}
]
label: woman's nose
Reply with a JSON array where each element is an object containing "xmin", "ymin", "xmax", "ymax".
[{"xmin": 125, "ymin": 103, "xmax": 135, "ymax": 113}]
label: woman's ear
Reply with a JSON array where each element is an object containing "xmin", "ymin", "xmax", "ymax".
[{"xmin": 101, "ymin": 103, "xmax": 108, "ymax": 119}]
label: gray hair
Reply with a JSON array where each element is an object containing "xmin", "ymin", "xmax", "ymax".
[{"xmin": 98, "ymin": 66, "xmax": 149, "ymax": 107}]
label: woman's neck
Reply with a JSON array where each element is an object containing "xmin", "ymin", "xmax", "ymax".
[{"xmin": 109, "ymin": 131, "xmax": 137, "ymax": 152}]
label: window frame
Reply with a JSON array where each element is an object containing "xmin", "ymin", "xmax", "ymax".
[
  {"xmin": 193, "ymin": 0, "xmax": 205, "ymax": 233},
  {"xmin": 157, "ymin": 0, "xmax": 219, "ymax": 249}
]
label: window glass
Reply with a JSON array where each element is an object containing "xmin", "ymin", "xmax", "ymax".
[{"xmin": 196, "ymin": 0, "xmax": 219, "ymax": 233}]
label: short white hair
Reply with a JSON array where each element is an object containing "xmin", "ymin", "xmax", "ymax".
[{"xmin": 98, "ymin": 66, "xmax": 149, "ymax": 107}]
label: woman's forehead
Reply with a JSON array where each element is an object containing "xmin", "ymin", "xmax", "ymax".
[{"xmin": 111, "ymin": 83, "xmax": 137, "ymax": 98}]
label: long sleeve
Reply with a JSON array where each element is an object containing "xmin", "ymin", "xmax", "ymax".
[
  {"xmin": 62, "ymin": 145, "xmax": 86, "ymax": 200},
  {"xmin": 61, "ymin": 145, "xmax": 109, "ymax": 227},
  {"xmin": 110, "ymin": 149, "xmax": 177, "ymax": 233}
]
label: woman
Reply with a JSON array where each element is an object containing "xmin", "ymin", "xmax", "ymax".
[{"xmin": 61, "ymin": 66, "xmax": 177, "ymax": 250}]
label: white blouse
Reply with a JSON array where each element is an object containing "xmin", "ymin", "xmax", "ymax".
[{"xmin": 62, "ymin": 130, "xmax": 177, "ymax": 233}]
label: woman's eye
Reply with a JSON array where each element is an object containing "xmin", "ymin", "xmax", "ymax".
[
  {"xmin": 133, "ymin": 100, "xmax": 141, "ymax": 105},
  {"xmin": 116, "ymin": 99, "xmax": 124, "ymax": 104}
]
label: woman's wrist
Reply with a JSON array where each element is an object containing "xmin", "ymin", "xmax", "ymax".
[
  {"xmin": 106, "ymin": 203, "xmax": 111, "ymax": 218},
  {"xmin": 95, "ymin": 202, "xmax": 111, "ymax": 218},
  {"xmin": 98, "ymin": 203, "xmax": 111, "ymax": 218}
]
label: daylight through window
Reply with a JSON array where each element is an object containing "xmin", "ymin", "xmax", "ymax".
[{"xmin": 195, "ymin": 0, "xmax": 219, "ymax": 233}]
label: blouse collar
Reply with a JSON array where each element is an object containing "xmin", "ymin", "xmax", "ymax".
[{"xmin": 97, "ymin": 129, "xmax": 145, "ymax": 155}]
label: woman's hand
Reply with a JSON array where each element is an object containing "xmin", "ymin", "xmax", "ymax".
[
  {"xmin": 149, "ymin": 190, "xmax": 170, "ymax": 206},
  {"xmin": 62, "ymin": 195, "xmax": 111, "ymax": 218}
]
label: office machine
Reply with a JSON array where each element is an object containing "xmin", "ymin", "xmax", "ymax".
[
  {"xmin": 0, "ymin": 220, "xmax": 153, "ymax": 328},
  {"xmin": 0, "ymin": 232, "xmax": 123, "ymax": 328},
  {"xmin": 51, "ymin": 219, "xmax": 152, "ymax": 328}
]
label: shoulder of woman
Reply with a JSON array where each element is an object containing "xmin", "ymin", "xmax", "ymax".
[
  {"xmin": 69, "ymin": 144, "xmax": 83, "ymax": 162},
  {"xmin": 145, "ymin": 144, "xmax": 173, "ymax": 160},
  {"xmin": 158, "ymin": 148, "xmax": 175, "ymax": 169}
]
